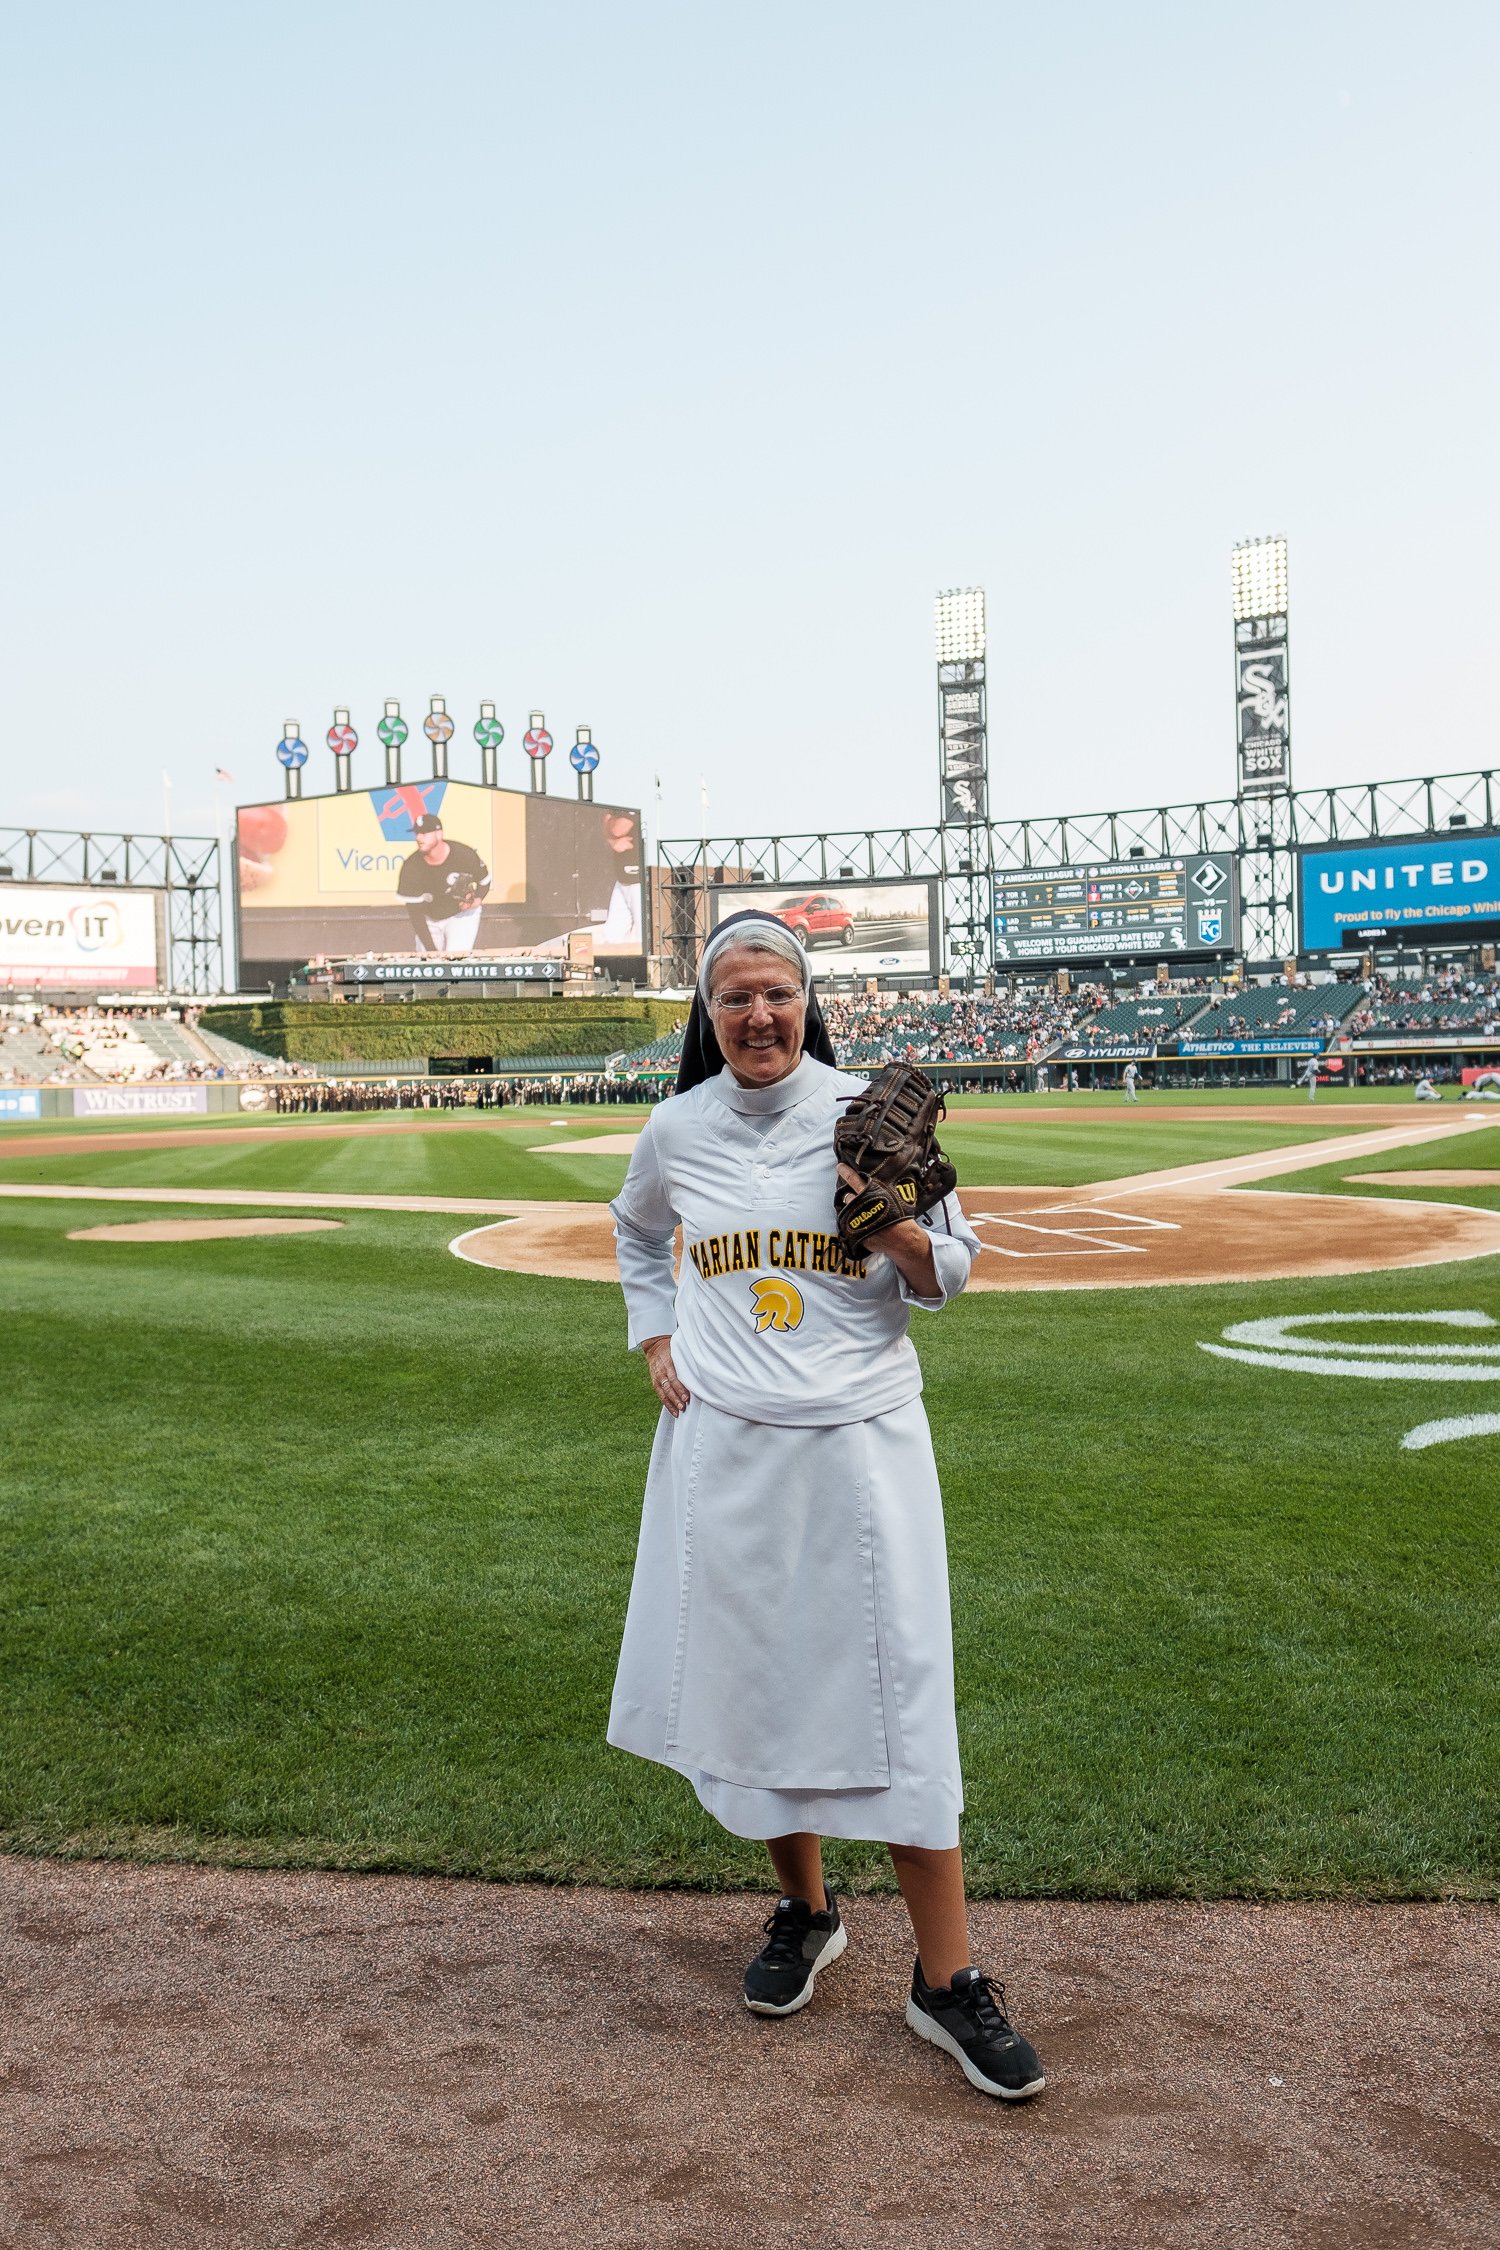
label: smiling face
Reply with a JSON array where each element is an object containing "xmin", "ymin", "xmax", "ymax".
[{"xmin": 707, "ymin": 942, "xmax": 807, "ymax": 1088}]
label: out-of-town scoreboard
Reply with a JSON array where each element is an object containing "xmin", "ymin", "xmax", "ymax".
[{"xmin": 992, "ymin": 853, "xmax": 1239, "ymax": 965}]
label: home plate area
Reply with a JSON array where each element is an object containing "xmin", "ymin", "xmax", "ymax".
[
  {"xmin": 957, "ymin": 1187, "xmax": 1500, "ymax": 1289},
  {"xmin": 451, "ymin": 1184, "xmax": 1500, "ymax": 1293}
]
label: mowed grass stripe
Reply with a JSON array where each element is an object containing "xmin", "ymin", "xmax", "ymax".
[
  {"xmin": 1247, "ymin": 1125, "xmax": 1500, "ymax": 1214},
  {"xmin": 1, "ymin": 1189, "xmax": 1496, "ymax": 1897},
  {"xmin": 0, "ymin": 1110, "xmax": 1376, "ymax": 1201},
  {"xmin": 0, "ymin": 1121, "xmax": 633, "ymax": 1205}
]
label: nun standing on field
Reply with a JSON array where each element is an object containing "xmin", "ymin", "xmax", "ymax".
[{"xmin": 605, "ymin": 911, "xmax": 1044, "ymax": 2102}]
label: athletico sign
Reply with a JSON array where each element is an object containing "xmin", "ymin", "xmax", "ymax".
[
  {"xmin": 1179, "ymin": 1037, "xmax": 1322, "ymax": 1057},
  {"xmin": 1299, "ymin": 835, "xmax": 1500, "ymax": 949}
]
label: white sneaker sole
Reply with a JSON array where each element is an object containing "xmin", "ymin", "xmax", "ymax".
[
  {"xmin": 905, "ymin": 1997, "xmax": 1046, "ymax": 2100},
  {"xmin": 744, "ymin": 1919, "xmax": 848, "ymax": 2016}
]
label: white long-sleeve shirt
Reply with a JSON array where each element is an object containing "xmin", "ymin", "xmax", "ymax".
[{"xmin": 609, "ymin": 1054, "xmax": 979, "ymax": 1428}]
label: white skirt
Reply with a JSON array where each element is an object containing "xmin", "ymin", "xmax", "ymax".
[{"xmin": 608, "ymin": 1394, "xmax": 964, "ymax": 1849}]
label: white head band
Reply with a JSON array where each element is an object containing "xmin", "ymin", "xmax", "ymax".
[{"xmin": 698, "ymin": 918, "xmax": 810, "ymax": 998}]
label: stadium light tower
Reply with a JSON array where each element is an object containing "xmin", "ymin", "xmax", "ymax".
[
  {"xmin": 1231, "ymin": 535, "xmax": 1291, "ymax": 799},
  {"xmin": 1232, "ymin": 534, "xmax": 1293, "ymax": 964},
  {"xmin": 935, "ymin": 586, "xmax": 986, "ymax": 667},
  {"xmin": 934, "ymin": 586, "xmax": 990, "ymax": 983}
]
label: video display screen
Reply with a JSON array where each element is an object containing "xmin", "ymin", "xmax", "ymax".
[
  {"xmin": 0, "ymin": 883, "xmax": 162, "ymax": 991},
  {"xmin": 992, "ymin": 854, "xmax": 1238, "ymax": 964},
  {"xmin": 707, "ymin": 881, "xmax": 937, "ymax": 977},
  {"xmin": 1298, "ymin": 835, "xmax": 1500, "ymax": 949},
  {"xmin": 236, "ymin": 781, "xmax": 644, "ymax": 974}
]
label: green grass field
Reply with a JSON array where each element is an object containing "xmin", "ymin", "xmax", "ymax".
[
  {"xmin": 0, "ymin": 1108, "xmax": 1386, "ymax": 1199},
  {"xmin": 1, "ymin": 1105, "xmax": 1496, "ymax": 1900}
]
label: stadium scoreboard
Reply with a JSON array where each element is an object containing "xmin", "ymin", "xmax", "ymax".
[{"xmin": 992, "ymin": 853, "xmax": 1238, "ymax": 965}]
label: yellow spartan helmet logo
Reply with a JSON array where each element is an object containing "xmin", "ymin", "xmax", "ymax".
[{"xmin": 750, "ymin": 1276, "xmax": 804, "ymax": 1333}]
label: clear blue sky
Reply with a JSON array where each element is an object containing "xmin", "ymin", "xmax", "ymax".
[{"xmin": 3, "ymin": 1, "xmax": 1496, "ymax": 855}]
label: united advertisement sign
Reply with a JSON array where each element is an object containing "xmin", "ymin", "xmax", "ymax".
[{"xmin": 1298, "ymin": 835, "xmax": 1500, "ymax": 950}]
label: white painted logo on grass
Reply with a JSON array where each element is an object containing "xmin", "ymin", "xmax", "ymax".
[{"xmin": 1198, "ymin": 1310, "xmax": 1500, "ymax": 1451}]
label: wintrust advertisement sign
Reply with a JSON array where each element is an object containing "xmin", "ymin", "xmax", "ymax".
[
  {"xmin": 72, "ymin": 1085, "xmax": 209, "ymax": 1117},
  {"xmin": 0, "ymin": 885, "xmax": 162, "ymax": 990},
  {"xmin": 1298, "ymin": 836, "xmax": 1500, "ymax": 949}
]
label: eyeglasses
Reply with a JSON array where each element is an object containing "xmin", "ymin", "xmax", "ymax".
[{"xmin": 710, "ymin": 986, "xmax": 804, "ymax": 1014}]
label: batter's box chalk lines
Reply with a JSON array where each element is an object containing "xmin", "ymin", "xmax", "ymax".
[{"xmin": 969, "ymin": 1204, "xmax": 1181, "ymax": 1259}]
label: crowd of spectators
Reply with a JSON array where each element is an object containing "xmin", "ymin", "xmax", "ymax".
[
  {"xmin": 7, "ymin": 965, "xmax": 1498, "ymax": 1107},
  {"xmin": 618, "ymin": 987, "xmax": 1114, "ymax": 1075},
  {"xmin": 1343, "ymin": 968, "xmax": 1500, "ymax": 1039},
  {"xmin": 0, "ymin": 1005, "xmax": 313, "ymax": 1086},
  {"xmin": 818, "ymin": 987, "xmax": 1108, "ymax": 1065},
  {"xmin": 267, "ymin": 1073, "xmax": 667, "ymax": 1112}
]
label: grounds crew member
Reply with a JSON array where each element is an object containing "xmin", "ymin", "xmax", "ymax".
[
  {"xmin": 396, "ymin": 812, "xmax": 491, "ymax": 954},
  {"xmin": 606, "ymin": 909, "xmax": 1045, "ymax": 2102}
]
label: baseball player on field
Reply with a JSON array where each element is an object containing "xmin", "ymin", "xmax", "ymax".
[
  {"xmin": 606, "ymin": 909, "xmax": 1045, "ymax": 2102},
  {"xmin": 1121, "ymin": 1060, "xmax": 1140, "ymax": 1103},
  {"xmin": 396, "ymin": 813, "xmax": 491, "ymax": 954}
]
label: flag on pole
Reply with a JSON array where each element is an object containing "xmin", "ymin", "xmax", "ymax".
[{"xmin": 215, "ymin": 768, "xmax": 234, "ymax": 784}]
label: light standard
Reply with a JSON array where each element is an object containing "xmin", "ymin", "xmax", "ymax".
[
  {"xmin": 378, "ymin": 700, "xmax": 408, "ymax": 787},
  {"xmin": 277, "ymin": 723, "xmax": 308, "ymax": 800},
  {"xmin": 327, "ymin": 708, "xmax": 357, "ymax": 793},
  {"xmin": 523, "ymin": 711, "xmax": 553, "ymax": 795},
  {"xmin": 475, "ymin": 703, "xmax": 505, "ymax": 788},
  {"xmin": 571, "ymin": 727, "xmax": 600, "ymax": 802},
  {"xmin": 935, "ymin": 587, "xmax": 990, "ymax": 983},
  {"xmin": 424, "ymin": 697, "xmax": 455, "ymax": 780}
]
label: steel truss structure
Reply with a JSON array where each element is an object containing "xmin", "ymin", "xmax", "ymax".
[
  {"xmin": 660, "ymin": 766, "xmax": 1499, "ymax": 981},
  {"xmin": 0, "ymin": 826, "xmax": 224, "ymax": 993}
]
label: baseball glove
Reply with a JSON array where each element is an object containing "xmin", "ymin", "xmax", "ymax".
[
  {"xmin": 449, "ymin": 884, "xmax": 484, "ymax": 913},
  {"xmin": 832, "ymin": 1063, "xmax": 957, "ymax": 1255}
]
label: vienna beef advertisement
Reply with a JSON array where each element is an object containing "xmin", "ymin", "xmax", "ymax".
[{"xmin": 236, "ymin": 781, "xmax": 644, "ymax": 980}]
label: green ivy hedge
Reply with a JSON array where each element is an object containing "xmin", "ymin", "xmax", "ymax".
[{"xmin": 201, "ymin": 997, "xmax": 688, "ymax": 1064}]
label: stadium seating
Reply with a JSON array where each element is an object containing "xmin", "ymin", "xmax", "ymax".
[
  {"xmin": 1178, "ymin": 984, "xmax": 1361, "ymax": 1043},
  {"xmin": 613, "ymin": 1027, "xmax": 691, "ymax": 1071},
  {"xmin": 0, "ymin": 1019, "xmax": 69, "ymax": 1081},
  {"xmin": 131, "ymin": 1016, "xmax": 216, "ymax": 1071},
  {"xmin": 195, "ymin": 1026, "xmax": 314, "ymax": 1077},
  {"xmin": 613, "ymin": 989, "xmax": 1110, "ymax": 1073},
  {"xmin": 1345, "ymin": 973, "xmax": 1500, "ymax": 1038},
  {"xmin": 1055, "ymin": 994, "xmax": 1211, "ymax": 1054}
]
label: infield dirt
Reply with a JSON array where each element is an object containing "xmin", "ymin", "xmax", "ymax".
[{"xmin": 2, "ymin": 1856, "xmax": 1495, "ymax": 2250}]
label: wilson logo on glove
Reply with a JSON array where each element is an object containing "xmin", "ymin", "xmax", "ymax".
[{"xmin": 832, "ymin": 1064, "xmax": 957, "ymax": 1256}]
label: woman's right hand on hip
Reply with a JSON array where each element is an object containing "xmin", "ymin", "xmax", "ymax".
[{"xmin": 642, "ymin": 1335, "xmax": 691, "ymax": 1418}]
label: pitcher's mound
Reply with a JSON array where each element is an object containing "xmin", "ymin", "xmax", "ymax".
[{"xmin": 67, "ymin": 1217, "xmax": 345, "ymax": 1243}]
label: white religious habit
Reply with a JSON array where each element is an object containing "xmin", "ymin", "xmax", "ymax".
[{"xmin": 607, "ymin": 1051, "xmax": 980, "ymax": 1849}]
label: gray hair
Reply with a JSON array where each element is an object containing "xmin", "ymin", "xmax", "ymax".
[{"xmin": 699, "ymin": 919, "xmax": 809, "ymax": 998}]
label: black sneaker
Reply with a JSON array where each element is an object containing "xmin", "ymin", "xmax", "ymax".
[
  {"xmin": 743, "ymin": 1888, "xmax": 847, "ymax": 2016},
  {"xmin": 906, "ymin": 1960, "xmax": 1045, "ymax": 2099}
]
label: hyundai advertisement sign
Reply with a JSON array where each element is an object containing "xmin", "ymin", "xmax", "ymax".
[{"xmin": 1299, "ymin": 834, "xmax": 1500, "ymax": 949}]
